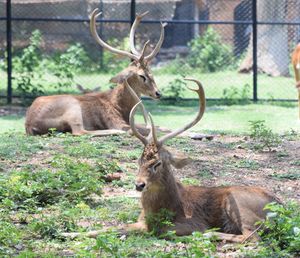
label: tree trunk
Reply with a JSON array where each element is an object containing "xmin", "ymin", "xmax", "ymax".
[{"xmin": 239, "ymin": 0, "xmax": 289, "ymax": 76}]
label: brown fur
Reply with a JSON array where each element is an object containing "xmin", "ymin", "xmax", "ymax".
[
  {"xmin": 291, "ymin": 43, "xmax": 300, "ymax": 119},
  {"xmin": 25, "ymin": 62, "xmax": 161, "ymax": 136},
  {"xmin": 129, "ymin": 145, "xmax": 278, "ymax": 242},
  {"xmin": 127, "ymin": 79, "xmax": 279, "ymax": 242}
]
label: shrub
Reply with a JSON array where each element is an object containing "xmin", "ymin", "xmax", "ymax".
[
  {"xmin": 221, "ymin": 84, "xmax": 251, "ymax": 105},
  {"xmin": 187, "ymin": 27, "xmax": 233, "ymax": 72},
  {"xmin": 249, "ymin": 120, "xmax": 281, "ymax": 151},
  {"xmin": 0, "ymin": 155, "xmax": 105, "ymax": 209},
  {"xmin": 162, "ymin": 78, "xmax": 186, "ymax": 102},
  {"xmin": 245, "ymin": 202, "xmax": 300, "ymax": 257},
  {"xmin": 102, "ymin": 37, "xmax": 130, "ymax": 73},
  {"xmin": 13, "ymin": 30, "xmax": 45, "ymax": 96},
  {"xmin": 47, "ymin": 43, "xmax": 89, "ymax": 88}
]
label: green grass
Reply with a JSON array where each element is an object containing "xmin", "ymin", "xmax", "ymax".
[
  {"xmin": 0, "ymin": 70, "xmax": 298, "ymax": 100},
  {"xmin": 0, "ymin": 101, "xmax": 299, "ymax": 135}
]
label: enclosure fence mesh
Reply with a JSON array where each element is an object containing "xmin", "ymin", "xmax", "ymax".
[{"xmin": 0, "ymin": 0, "xmax": 299, "ymax": 103}]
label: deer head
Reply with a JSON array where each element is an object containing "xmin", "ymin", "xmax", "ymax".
[
  {"xmin": 129, "ymin": 78, "xmax": 206, "ymax": 192},
  {"xmin": 90, "ymin": 9, "xmax": 166, "ymax": 99}
]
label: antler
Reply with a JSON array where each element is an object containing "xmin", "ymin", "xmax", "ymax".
[
  {"xmin": 129, "ymin": 78, "xmax": 206, "ymax": 147},
  {"xmin": 157, "ymin": 78, "xmax": 206, "ymax": 146},
  {"xmin": 90, "ymin": 9, "xmax": 138, "ymax": 61},
  {"xmin": 129, "ymin": 11, "xmax": 167, "ymax": 61}
]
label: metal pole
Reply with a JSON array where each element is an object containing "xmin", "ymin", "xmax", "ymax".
[
  {"xmin": 252, "ymin": 0, "xmax": 258, "ymax": 102},
  {"xmin": 99, "ymin": 0, "xmax": 104, "ymax": 69},
  {"xmin": 6, "ymin": 0, "xmax": 12, "ymax": 104},
  {"xmin": 130, "ymin": 0, "xmax": 136, "ymax": 26}
]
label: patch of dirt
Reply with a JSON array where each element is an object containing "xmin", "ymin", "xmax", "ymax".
[{"xmin": 175, "ymin": 135, "xmax": 300, "ymax": 203}]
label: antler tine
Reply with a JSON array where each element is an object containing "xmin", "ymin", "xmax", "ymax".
[
  {"xmin": 130, "ymin": 11, "xmax": 149, "ymax": 56},
  {"xmin": 138, "ymin": 40, "xmax": 150, "ymax": 62},
  {"xmin": 157, "ymin": 78, "xmax": 206, "ymax": 146},
  {"xmin": 145, "ymin": 22, "xmax": 167, "ymax": 61},
  {"xmin": 129, "ymin": 102, "xmax": 149, "ymax": 145},
  {"xmin": 147, "ymin": 113, "xmax": 159, "ymax": 146},
  {"xmin": 90, "ymin": 9, "xmax": 138, "ymax": 60}
]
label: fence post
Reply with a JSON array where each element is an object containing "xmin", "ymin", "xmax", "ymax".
[
  {"xmin": 130, "ymin": 0, "xmax": 136, "ymax": 26},
  {"xmin": 252, "ymin": 0, "xmax": 258, "ymax": 102},
  {"xmin": 6, "ymin": 0, "xmax": 12, "ymax": 104}
]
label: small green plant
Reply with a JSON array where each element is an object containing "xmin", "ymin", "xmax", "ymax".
[
  {"xmin": 0, "ymin": 219, "xmax": 21, "ymax": 256},
  {"xmin": 251, "ymin": 202, "xmax": 300, "ymax": 257},
  {"xmin": 222, "ymin": 84, "xmax": 250, "ymax": 105},
  {"xmin": 249, "ymin": 120, "xmax": 281, "ymax": 151},
  {"xmin": 162, "ymin": 78, "xmax": 186, "ymax": 102},
  {"xmin": 187, "ymin": 27, "xmax": 233, "ymax": 72},
  {"xmin": 48, "ymin": 43, "xmax": 89, "ymax": 88},
  {"xmin": 13, "ymin": 30, "xmax": 44, "ymax": 96},
  {"xmin": 102, "ymin": 37, "xmax": 130, "ymax": 73},
  {"xmin": 145, "ymin": 208, "xmax": 175, "ymax": 237}
]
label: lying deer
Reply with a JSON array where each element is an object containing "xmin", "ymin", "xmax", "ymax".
[
  {"xmin": 127, "ymin": 78, "xmax": 279, "ymax": 243},
  {"xmin": 25, "ymin": 9, "xmax": 166, "ymax": 136},
  {"xmin": 291, "ymin": 43, "xmax": 300, "ymax": 119}
]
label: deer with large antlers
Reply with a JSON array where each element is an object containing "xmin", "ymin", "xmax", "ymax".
[
  {"xmin": 291, "ymin": 43, "xmax": 300, "ymax": 119},
  {"xmin": 127, "ymin": 78, "xmax": 279, "ymax": 243},
  {"xmin": 25, "ymin": 9, "xmax": 166, "ymax": 136}
]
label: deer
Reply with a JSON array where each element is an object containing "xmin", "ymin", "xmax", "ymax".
[
  {"xmin": 61, "ymin": 78, "xmax": 279, "ymax": 242},
  {"xmin": 291, "ymin": 43, "xmax": 300, "ymax": 119},
  {"xmin": 25, "ymin": 9, "xmax": 167, "ymax": 136},
  {"xmin": 126, "ymin": 78, "xmax": 280, "ymax": 243}
]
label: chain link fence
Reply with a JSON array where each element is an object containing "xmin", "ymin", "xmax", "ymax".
[{"xmin": 0, "ymin": 0, "xmax": 299, "ymax": 104}]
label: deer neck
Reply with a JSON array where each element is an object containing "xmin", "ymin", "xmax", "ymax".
[
  {"xmin": 111, "ymin": 83, "xmax": 141, "ymax": 121},
  {"xmin": 141, "ymin": 165, "xmax": 185, "ymax": 219}
]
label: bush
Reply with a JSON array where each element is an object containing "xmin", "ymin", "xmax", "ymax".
[
  {"xmin": 162, "ymin": 78, "xmax": 186, "ymax": 102},
  {"xmin": 249, "ymin": 120, "xmax": 281, "ymax": 151},
  {"xmin": 187, "ymin": 27, "xmax": 233, "ymax": 72},
  {"xmin": 245, "ymin": 202, "xmax": 300, "ymax": 257},
  {"xmin": 13, "ymin": 30, "xmax": 44, "ymax": 96},
  {"xmin": 0, "ymin": 155, "xmax": 105, "ymax": 209},
  {"xmin": 221, "ymin": 84, "xmax": 251, "ymax": 105}
]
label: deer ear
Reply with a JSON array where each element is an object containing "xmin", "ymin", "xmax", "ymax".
[
  {"xmin": 110, "ymin": 71, "xmax": 135, "ymax": 84},
  {"xmin": 165, "ymin": 147, "xmax": 192, "ymax": 169}
]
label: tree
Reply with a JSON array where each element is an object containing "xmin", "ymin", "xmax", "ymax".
[{"xmin": 239, "ymin": 0, "xmax": 289, "ymax": 76}]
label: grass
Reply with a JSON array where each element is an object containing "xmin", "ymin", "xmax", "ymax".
[
  {"xmin": 0, "ymin": 101, "xmax": 299, "ymax": 135},
  {"xmin": 0, "ymin": 69, "xmax": 298, "ymax": 100}
]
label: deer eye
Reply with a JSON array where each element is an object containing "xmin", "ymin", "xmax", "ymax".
[{"xmin": 139, "ymin": 75, "xmax": 146, "ymax": 82}]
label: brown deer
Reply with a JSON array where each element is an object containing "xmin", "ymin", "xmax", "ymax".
[
  {"xmin": 291, "ymin": 43, "xmax": 300, "ymax": 119},
  {"xmin": 25, "ymin": 9, "xmax": 166, "ymax": 136},
  {"xmin": 127, "ymin": 78, "xmax": 279, "ymax": 243}
]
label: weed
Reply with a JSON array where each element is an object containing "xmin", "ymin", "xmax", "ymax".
[
  {"xmin": 270, "ymin": 172, "xmax": 300, "ymax": 180},
  {"xmin": 162, "ymin": 78, "xmax": 187, "ymax": 102},
  {"xmin": 249, "ymin": 120, "xmax": 281, "ymax": 151},
  {"xmin": 145, "ymin": 208, "xmax": 175, "ymax": 237},
  {"xmin": 253, "ymin": 202, "xmax": 300, "ymax": 256}
]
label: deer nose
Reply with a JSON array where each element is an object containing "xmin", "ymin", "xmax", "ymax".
[
  {"xmin": 135, "ymin": 182, "xmax": 146, "ymax": 191},
  {"xmin": 155, "ymin": 91, "xmax": 161, "ymax": 99}
]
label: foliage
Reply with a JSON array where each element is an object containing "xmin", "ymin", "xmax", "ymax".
[
  {"xmin": 187, "ymin": 27, "xmax": 233, "ymax": 72},
  {"xmin": 13, "ymin": 30, "xmax": 91, "ymax": 96},
  {"xmin": 221, "ymin": 84, "xmax": 251, "ymax": 105},
  {"xmin": 0, "ymin": 155, "xmax": 104, "ymax": 209},
  {"xmin": 0, "ymin": 219, "xmax": 21, "ymax": 257},
  {"xmin": 13, "ymin": 30, "xmax": 45, "ymax": 96},
  {"xmin": 145, "ymin": 208, "xmax": 175, "ymax": 237},
  {"xmin": 249, "ymin": 120, "xmax": 282, "ymax": 151},
  {"xmin": 162, "ymin": 78, "xmax": 186, "ymax": 102},
  {"xmin": 47, "ymin": 43, "xmax": 89, "ymax": 88},
  {"xmin": 102, "ymin": 37, "xmax": 130, "ymax": 73},
  {"xmin": 245, "ymin": 202, "xmax": 300, "ymax": 257}
]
